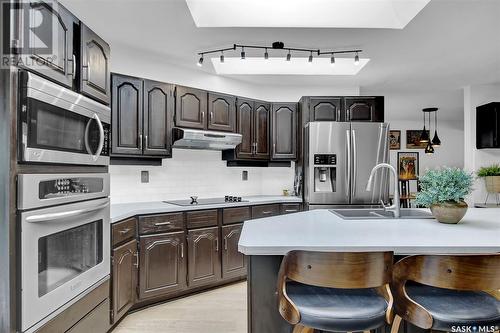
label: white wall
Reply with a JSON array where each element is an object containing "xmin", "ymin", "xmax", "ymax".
[
  {"xmin": 109, "ymin": 43, "xmax": 359, "ymax": 203},
  {"xmin": 110, "ymin": 149, "xmax": 295, "ymax": 204},
  {"xmin": 464, "ymin": 84, "xmax": 500, "ymax": 204}
]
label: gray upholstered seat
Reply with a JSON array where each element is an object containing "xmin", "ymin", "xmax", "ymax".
[
  {"xmin": 406, "ymin": 283, "xmax": 500, "ymax": 331},
  {"xmin": 286, "ymin": 281, "xmax": 388, "ymax": 332}
]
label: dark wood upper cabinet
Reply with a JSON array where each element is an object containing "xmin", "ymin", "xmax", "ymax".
[
  {"xmin": 221, "ymin": 224, "xmax": 246, "ymax": 280},
  {"xmin": 14, "ymin": 1, "xmax": 78, "ymax": 89},
  {"xmin": 175, "ymin": 86, "xmax": 207, "ymax": 129},
  {"xmin": 236, "ymin": 98, "xmax": 254, "ymax": 159},
  {"xmin": 111, "ymin": 75, "xmax": 143, "ymax": 155},
  {"xmin": 143, "ymin": 80, "xmax": 173, "ymax": 156},
  {"xmin": 344, "ymin": 97, "xmax": 384, "ymax": 122},
  {"xmin": 138, "ymin": 231, "xmax": 187, "ymax": 300},
  {"xmin": 187, "ymin": 227, "xmax": 221, "ymax": 288},
  {"xmin": 271, "ymin": 103, "xmax": 297, "ymax": 160},
  {"xmin": 207, "ymin": 93, "xmax": 236, "ymax": 132},
  {"xmin": 477, "ymin": 102, "xmax": 500, "ymax": 149},
  {"xmin": 309, "ymin": 97, "xmax": 343, "ymax": 121},
  {"xmin": 253, "ymin": 101, "xmax": 271, "ymax": 159},
  {"xmin": 111, "ymin": 239, "xmax": 137, "ymax": 324},
  {"xmin": 79, "ymin": 24, "xmax": 110, "ymax": 105}
]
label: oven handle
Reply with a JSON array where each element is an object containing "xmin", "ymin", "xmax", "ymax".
[
  {"xmin": 25, "ymin": 202, "xmax": 109, "ymax": 223},
  {"xmin": 84, "ymin": 113, "xmax": 105, "ymax": 162}
]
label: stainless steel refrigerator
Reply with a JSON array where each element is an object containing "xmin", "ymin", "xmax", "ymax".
[{"xmin": 304, "ymin": 122, "xmax": 390, "ymax": 209}]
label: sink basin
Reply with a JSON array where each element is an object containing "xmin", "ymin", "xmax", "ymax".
[{"xmin": 330, "ymin": 208, "xmax": 434, "ymax": 220}]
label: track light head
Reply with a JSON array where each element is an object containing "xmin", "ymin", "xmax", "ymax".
[
  {"xmin": 241, "ymin": 47, "xmax": 245, "ymax": 60},
  {"xmin": 286, "ymin": 50, "xmax": 291, "ymax": 61},
  {"xmin": 354, "ymin": 52, "xmax": 359, "ymax": 65},
  {"xmin": 197, "ymin": 56, "xmax": 204, "ymax": 67},
  {"xmin": 220, "ymin": 52, "xmax": 224, "ymax": 63},
  {"xmin": 308, "ymin": 52, "xmax": 313, "ymax": 63},
  {"xmin": 330, "ymin": 54, "xmax": 335, "ymax": 66},
  {"xmin": 264, "ymin": 48, "xmax": 269, "ymax": 60}
]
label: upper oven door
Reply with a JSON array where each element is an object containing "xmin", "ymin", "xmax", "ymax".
[
  {"xmin": 20, "ymin": 197, "xmax": 110, "ymax": 332},
  {"xmin": 19, "ymin": 71, "xmax": 111, "ymax": 166}
]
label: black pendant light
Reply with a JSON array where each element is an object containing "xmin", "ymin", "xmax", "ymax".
[
  {"xmin": 419, "ymin": 111, "xmax": 429, "ymax": 143},
  {"xmin": 424, "ymin": 108, "xmax": 434, "ymax": 154},
  {"xmin": 431, "ymin": 109, "xmax": 441, "ymax": 147}
]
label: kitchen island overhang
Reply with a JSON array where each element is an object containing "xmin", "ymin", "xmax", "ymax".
[{"xmin": 239, "ymin": 208, "xmax": 500, "ymax": 333}]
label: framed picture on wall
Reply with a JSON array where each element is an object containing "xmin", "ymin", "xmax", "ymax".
[
  {"xmin": 398, "ymin": 152, "xmax": 419, "ymax": 180},
  {"xmin": 389, "ymin": 130, "xmax": 401, "ymax": 150},
  {"xmin": 406, "ymin": 130, "xmax": 428, "ymax": 149}
]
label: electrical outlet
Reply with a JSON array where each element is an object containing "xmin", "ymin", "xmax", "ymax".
[
  {"xmin": 242, "ymin": 170, "xmax": 248, "ymax": 181},
  {"xmin": 141, "ymin": 171, "xmax": 149, "ymax": 183}
]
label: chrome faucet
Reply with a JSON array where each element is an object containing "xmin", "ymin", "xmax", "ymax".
[{"xmin": 366, "ymin": 163, "xmax": 400, "ymax": 218}]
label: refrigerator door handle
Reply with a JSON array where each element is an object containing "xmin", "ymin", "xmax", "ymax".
[
  {"xmin": 345, "ymin": 129, "xmax": 351, "ymax": 199},
  {"xmin": 352, "ymin": 129, "xmax": 357, "ymax": 198}
]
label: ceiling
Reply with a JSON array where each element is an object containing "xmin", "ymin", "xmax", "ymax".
[{"xmin": 60, "ymin": 0, "xmax": 500, "ymax": 92}]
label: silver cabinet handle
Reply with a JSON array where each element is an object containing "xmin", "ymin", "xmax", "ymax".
[
  {"xmin": 215, "ymin": 238, "xmax": 219, "ymax": 252},
  {"xmin": 224, "ymin": 237, "xmax": 228, "ymax": 251},
  {"xmin": 180, "ymin": 243, "xmax": 184, "ymax": 258},
  {"xmin": 210, "ymin": 111, "xmax": 214, "ymax": 119},
  {"xmin": 352, "ymin": 129, "xmax": 357, "ymax": 197},
  {"xmin": 154, "ymin": 221, "xmax": 172, "ymax": 226},
  {"xmin": 68, "ymin": 54, "xmax": 76, "ymax": 76},
  {"xmin": 139, "ymin": 134, "xmax": 143, "ymax": 151},
  {"xmin": 346, "ymin": 130, "xmax": 351, "ymax": 199},
  {"xmin": 26, "ymin": 202, "xmax": 109, "ymax": 223},
  {"xmin": 201, "ymin": 112, "xmax": 205, "ymax": 124},
  {"xmin": 144, "ymin": 135, "xmax": 148, "ymax": 149},
  {"xmin": 119, "ymin": 228, "xmax": 131, "ymax": 235},
  {"xmin": 262, "ymin": 211, "xmax": 273, "ymax": 214},
  {"xmin": 284, "ymin": 209, "xmax": 298, "ymax": 212},
  {"xmin": 82, "ymin": 65, "xmax": 89, "ymax": 82},
  {"xmin": 273, "ymin": 143, "xmax": 276, "ymax": 154},
  {"xmin": 134, "ymin": 252, "xmax": 139, "ymax": 268}
]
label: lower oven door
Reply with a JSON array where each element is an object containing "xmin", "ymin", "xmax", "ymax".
[{"xmin": 20, "ymin": 197, "xmax": 110, "ymax": 332}]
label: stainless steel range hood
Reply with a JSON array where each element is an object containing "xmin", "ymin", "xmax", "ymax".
[{"xmin": 172, "ymin": 128, "xmax": 242, "ymax": 150}]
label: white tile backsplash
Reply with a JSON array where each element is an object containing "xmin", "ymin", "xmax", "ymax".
[{"xmin": 110, "ymin": 149, "xmax": 295, "ymax": 204}]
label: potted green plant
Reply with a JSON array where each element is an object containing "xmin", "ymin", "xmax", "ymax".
[
  {"xmin": 415, "ymin": 168, "xmax": 474, "ymax": 224},
  {"xmin": 477, "ymin": 164, "xmax": 500, "ymax": 194}
]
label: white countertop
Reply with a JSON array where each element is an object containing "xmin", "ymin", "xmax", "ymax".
[
  {"xmin": 238, "ymin": 208, "xmax": 500, "ymax": 255},
  {"xmin": 110, "ymin": 195, "xmax": 302, "ymax": 223}
]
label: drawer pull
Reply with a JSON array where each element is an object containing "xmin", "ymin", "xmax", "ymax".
[
  {"xmin": 180, "ymin": 243, "xmax": 184, "ymax": 258},
  {"xmin": 154, "ymin": 221, "xmax": 172, "ymax": 226},
  {"xmin": 262, "ymin": 211, "xmax": 273, "ymax": 214},
  {"xmin": 224, "ymin": 237, "xmax": 228, "ymax": 251},
  {"xmin": 215, "ymin": 238, "xmax": 219, "ymax": 252},
  {"xmin": 134, "ymin": 252, "xmax": 139, "ymax": 268},
  {"xmin": 285, "ymin": 209, "xmax": 298, "ymax": 212},
  {"xmin": 118, "ymin": 228, "xmax": 131, "ymax": 235}
]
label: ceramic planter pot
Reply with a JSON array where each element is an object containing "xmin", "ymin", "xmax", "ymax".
[
  {"xmin": 484, "ymin": 176, "xmax": 500, "ymax": 193},
  {"xmin": 430, "ymin": 201, "xmax": 468, "ymax": 224}
]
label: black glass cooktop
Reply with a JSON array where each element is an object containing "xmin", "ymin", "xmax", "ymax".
[{"xmin": 164, "ymin": 197, "xmax": 248, "ymax": 206}]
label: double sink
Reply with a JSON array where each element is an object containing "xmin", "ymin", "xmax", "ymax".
[{"xmin": 330, "ymin": 208, "xmax": 434, "ymax": 220}]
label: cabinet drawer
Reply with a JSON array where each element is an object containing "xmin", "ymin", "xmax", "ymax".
[
  {"xmin": 251, "ymin": 204, "xmax": 280, "ymax": 219},
  {"xmin": 223, "ymin": 206, "xmax": 251, "ymax": 225},
  {"xmin": 186, "ymin": 209, "xmax": 218, "ymax": 229},
  {"xmin": 112, "ymin": 218, "xmax": 137, "ymax": 247},
  {"xmin": 66, "ymin": 299, "xmax": 110, "ymax": 333},
  {"xmin": 280, "ymin": 203, "xmax": 302, "ymax": 215},
  {"xmin": 139, "ymin": 213, "xmax": 184, "ymax": 235}
]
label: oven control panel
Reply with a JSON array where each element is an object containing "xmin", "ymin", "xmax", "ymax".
[{"xmin": 39, "ymin": 177, "xmax": 104, "ymax": 199}]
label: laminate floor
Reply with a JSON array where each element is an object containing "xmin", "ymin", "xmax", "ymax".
[{"xmin": 112, "ymin": 282, "xmax": 247, "ymax": 333}]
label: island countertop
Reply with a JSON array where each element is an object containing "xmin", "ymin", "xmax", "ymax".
[{"xmin": 238, "ymin": 208, "xmax": 500, "ymax": 255}]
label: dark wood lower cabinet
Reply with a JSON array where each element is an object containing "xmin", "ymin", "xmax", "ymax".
[
  {"xmin": 111, "ymin": 239, "xmax": 137, "ymax": 324},
  {"xmin": 138, "ymin": 231, "xmax": 187, "ymax": 300},
  {"xmin": 187, "ymin": 227, "xmax": 221, "ymax": 288},
  {"xmin": 222, "ymin": 224, "xmax": 246, "ymax": 279}
]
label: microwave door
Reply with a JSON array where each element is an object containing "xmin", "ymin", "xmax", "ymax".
[{"xmin": 350, "ymin": 123, "xmax": 390, "ymax": 205}]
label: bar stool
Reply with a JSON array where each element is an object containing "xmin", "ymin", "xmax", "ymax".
[
  {"xmin": 391, "ymin": 254, "xmax": 500, "ymax": 333},
  {"xmin": 277, "ymin": 251, "xmax": 394, "ymax": 333}
]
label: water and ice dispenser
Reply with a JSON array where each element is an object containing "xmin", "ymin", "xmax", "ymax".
[{"xmin": 313, "ymin": 154, "xmax": 337, "ymax": 193}]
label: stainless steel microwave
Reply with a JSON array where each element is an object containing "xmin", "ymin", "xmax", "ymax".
[{"xmin": 18, "ymin": 71, "xmax": 111, "ymax": 166}]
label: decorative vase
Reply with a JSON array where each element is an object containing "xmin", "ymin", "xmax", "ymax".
[
  {"xmin": 430, "ymin": 201, "xmax": 468, "ymax": 224},
  {"xmin": 484, "ymin": 176, "xmax": 500, "ymax": 193}
]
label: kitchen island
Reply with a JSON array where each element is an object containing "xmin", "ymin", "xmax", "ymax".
[{"xmin": 238, "ymin": 208, "xmax": 500, "ymax": 333}]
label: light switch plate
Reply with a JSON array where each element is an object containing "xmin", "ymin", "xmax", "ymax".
[
  {"xmin": 141, "ymin": 171, "xmax": 149, "ymax": 183},
  {"xmin": 242, "ymin": 170, "xmax": 248, "ymax": 181}
]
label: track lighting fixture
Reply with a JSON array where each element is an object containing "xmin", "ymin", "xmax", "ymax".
[{"xmin": 196, "ymin": 42, "xmax": 362, "ymax": 65}]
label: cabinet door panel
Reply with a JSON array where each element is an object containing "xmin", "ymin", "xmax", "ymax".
[
  {"xmin": 175, "ymin": 86, "xmax": 207, "ymax": 129},
  {"xmin": 143, "ymin": 80, "xmax": 173, "ymax": 156},
  {"xmin": 208, "ymin": 93, "xmax": 236, "ymax": 132},
  {"xmin": 15, "ymin": 1, "xmax": 77, "ymax": 88},
  {"xmin": 236, "ymin": 98, "xmax": 254, "ymax": 159},
  {"xmin": 111, "ymin": 75, "xmax": 143, "ymax": 155},
  {"xmin": 138, "ymin": 231, "xmax": 187, "ymax": 300},
  {"xmin": 80, "ymin": 24, "xmax": 110, "ymax": 104},
  {"xmin": 187, "ymin": 227, "xmax": 221, "ymax": 287},
  {"xmin": 112, "ymin": 239, "xmax": 137, "ymax": 324},
  {"xmin": 254, "ymin": 102, "xmax": 270, "ymax": 159},
  {"xmin": 222, "ymin": 224, "xmax": 246, "ymax": 279},
  {"xmin": 345, "ymin": 97, "xmax": 384, "ymax": 122},
  {"xmin": 272, "ymin": 103, "xmax": 297, "ymax": 160},
  {"xmin": 310, "ymin": 97, "xmax": 343, "ymax": 121}
]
